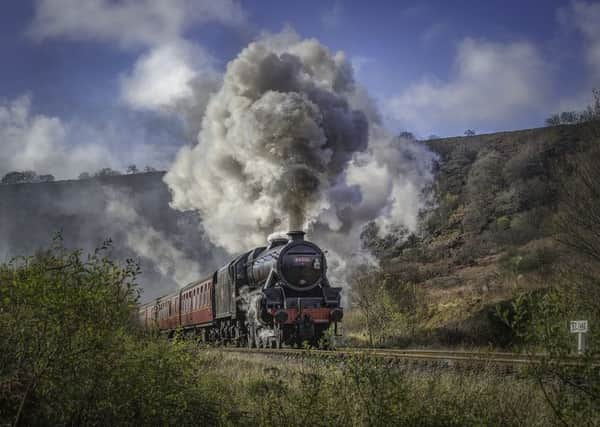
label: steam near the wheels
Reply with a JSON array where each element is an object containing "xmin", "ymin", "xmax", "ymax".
[{"xmin": 165, "ymin": 31, "xmax": 436, "ymax": 265}]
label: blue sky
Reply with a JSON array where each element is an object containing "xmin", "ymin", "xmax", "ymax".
[{"xmin": 0, "ymin": 0, "xmax": 599, "ymax": 178}]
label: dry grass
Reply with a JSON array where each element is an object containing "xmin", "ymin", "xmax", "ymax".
[{"xmin": 198, "ymin": 350, "xmax": 558, "ymax": 426}]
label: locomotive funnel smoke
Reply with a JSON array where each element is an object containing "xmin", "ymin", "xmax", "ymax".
[
  {"xmin": 105, "ymin": 190, "xmax": 202, "ymax": 287},
  {"xmin": 165, "ymin": 30, "xmax": 436, "ymax": 272}
]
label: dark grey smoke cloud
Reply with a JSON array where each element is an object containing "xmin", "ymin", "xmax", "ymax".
[
  {"xmin": 166, "ymin": 33, "xmax": 376, "ymax": 251},
  {"xmin": 165, "ymin": 32, "xmax": 437, "ymax": 284}
]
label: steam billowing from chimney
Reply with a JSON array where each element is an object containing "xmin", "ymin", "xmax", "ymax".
[{"xmin": 165, "ymin": 31, "xmax": 436, "ymax": 278}]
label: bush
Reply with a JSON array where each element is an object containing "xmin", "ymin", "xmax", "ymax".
[
  {"xmin": 0, "ymin": 236, "xmax": 224, "ymax": 425},
  {"xmin": 498, "ymin": 283, "xmax": 600, "ymax": 425}
]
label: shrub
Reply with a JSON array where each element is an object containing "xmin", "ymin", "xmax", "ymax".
[
  {"xmin": 498, "ymin": 284, "xmax": 600, "ymax": 425},
  {"xmin": 0, "ymin": 236, "xmax": 224, "ymax": 425}
]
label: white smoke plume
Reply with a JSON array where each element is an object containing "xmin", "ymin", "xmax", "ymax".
[
  {"xmin": 165, "ymin": 31, "xmax": 436, "ymax": 283},
  {"xmin": 105, "ymin": 190, "xmax": 201, "ymax": 287}
]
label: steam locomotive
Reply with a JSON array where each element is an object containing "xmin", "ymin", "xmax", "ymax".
[{"xmin": 138, "ymin": 231, "xmax": 343, "ymax": 348}]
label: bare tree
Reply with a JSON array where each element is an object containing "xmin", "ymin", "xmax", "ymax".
[
  {"xmin": 545, "ymin": 88, "xmax": 600, "ymax": 126},
  {"xmin": 555, "ymin": 144, "xmax": 600, "ymax": 264}
]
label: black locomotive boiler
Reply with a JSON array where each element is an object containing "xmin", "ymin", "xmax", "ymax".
[{"xmin": 139, "ymin": 231, "xmax": 343, "ymax": 348}]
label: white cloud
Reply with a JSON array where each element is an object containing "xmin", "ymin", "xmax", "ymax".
[
  {"xmin": 571, "ymin": 1, "xmax": 600, "ymax": 79},
  {"xmin": 0, "ymin": 95, "xmax": 115, "ymax": 179},
  {"xmin": 28, "ymin": 0, "xmax": 246, "ymax": 47},
  {"xmin": 120, "ymin": 41, "xmax": 217, "ymax": 111},
  {"xmin": 386, "ymin": 38, "xmax": 551, "ymax": 135},
  {"xmin": 29, "ymin": 0, "xmax": 244, "ymax": 123}
]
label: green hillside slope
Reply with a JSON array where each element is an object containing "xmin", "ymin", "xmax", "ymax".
[{"xmin": 360, "ymin": 121, "xmax": 600, "ymax": 345}]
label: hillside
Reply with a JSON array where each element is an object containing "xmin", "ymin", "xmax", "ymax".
[
  {"xmin": 361, "ymin": 121, "xmax": 600, "ymax": 344},
  {"xmin": 0, "ymin": 172, "xmax": 227, "ymax": 302},
  {"xmin": 1, "ymin": 122, "xmax": 598, "ymax": 340}
]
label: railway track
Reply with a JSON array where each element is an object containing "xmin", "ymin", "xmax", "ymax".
[{"xmin": 216, "ymin": 347, "xmax": 593, "ymax": 371}]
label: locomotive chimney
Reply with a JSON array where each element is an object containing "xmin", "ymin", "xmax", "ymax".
[{"xmin": 287, "ymin": 230, "xmax": 305, "ymax": 241}]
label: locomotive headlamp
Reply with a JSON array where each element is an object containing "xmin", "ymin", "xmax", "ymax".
[
  {"xmin": 275, "ymin": 310, "xmax": 288, "ymax": 323},
  {"xmin": 330, "ymin": 308, "xmax": 343, "ymax": 322}
]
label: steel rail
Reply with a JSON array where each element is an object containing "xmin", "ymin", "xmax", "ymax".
[{"xmin": 214, "ymin": 347, "xmax": 596, "ymax": 368}]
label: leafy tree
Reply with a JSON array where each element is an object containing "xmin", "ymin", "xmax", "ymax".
[
  {"xmin": 1, "ymin": 170, "xmax": 37, "ymax": 184},
  {"xmin": 126, "ymin": 164, "xmax": 139, "ymax": 174},
  {"xmin": 94, "ymin": 167, "xmax": 121, "ymax": 177},
  {"xmin": 78, "ymin": 172, "xmax": 91, "ymax": 180},
  {"xmin": 464, "ymin": 129, "xmax": 476, "ymax": 136},
  {"xmin": 143, "ymin": 165, "xmax": 157, "ymax": 172}
]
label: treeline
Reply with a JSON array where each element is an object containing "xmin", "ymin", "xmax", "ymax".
[
  {"xmin": 0, "ymin": 164, "xmax": 158, "ymax": 185},
  {"xmin": 77, "ymin": 164, "xmax": 157, "ymax": 180},
  {"xmin": 545, "ymin": 88, "xmax": 600, "ymax": 126},
  {"xmin": 0, "ymin": 171, "xmax": 55, "ymax": 185}
]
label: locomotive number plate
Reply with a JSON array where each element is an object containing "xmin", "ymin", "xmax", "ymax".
[{"xmin": 294, "ymin": 256, "xmax": 312, "ymax": 264}]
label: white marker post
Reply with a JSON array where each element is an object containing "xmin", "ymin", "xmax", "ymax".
[{"xmin": 570, "ymin": 320, "xmax": 588, "ymax": 355}]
